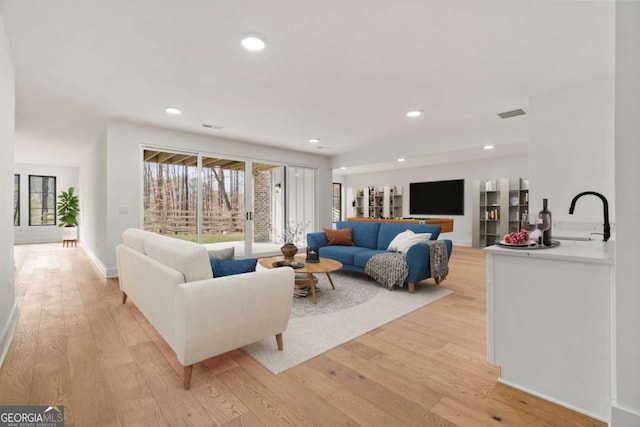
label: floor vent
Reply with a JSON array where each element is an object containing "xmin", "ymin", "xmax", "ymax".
[{"xmin": 497, "ymin": 109, "xmax": 527, "ymax": 119}]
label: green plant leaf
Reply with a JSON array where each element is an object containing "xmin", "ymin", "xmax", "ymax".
[{"xmin": 57, "ymin": 186, "xmax": 80, "ymax": 227}]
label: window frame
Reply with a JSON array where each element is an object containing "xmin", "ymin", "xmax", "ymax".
[
  {"xmin": 14, "ymin": 174, "xmax": 20, "ymax": 226},
  {"xmin": 332, "ymin": 182, "xmax": 342, "ymax": 223},
  {"xmin": 28, "ymin": 175, "xmax": 57, "ymax": 226}
]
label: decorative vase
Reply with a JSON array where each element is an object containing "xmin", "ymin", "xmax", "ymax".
[{"xmin": 281, "ymin": 243, "xmax": 298, "ymax": 260}]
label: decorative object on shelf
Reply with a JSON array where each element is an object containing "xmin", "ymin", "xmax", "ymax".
[{"xmin": 306, "ymin": 246, "xmax": 319, "ymax": 263}]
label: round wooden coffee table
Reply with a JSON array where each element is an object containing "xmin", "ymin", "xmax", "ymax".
[{"xmin": 258, "ymin": 254, "xmax": 342, "ymax": 304}]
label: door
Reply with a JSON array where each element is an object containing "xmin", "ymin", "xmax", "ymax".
[{"xmin": 201, "ymin": 155, "xmax": 246, "ymax": 251}]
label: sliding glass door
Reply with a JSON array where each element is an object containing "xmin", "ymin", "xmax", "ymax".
[
  {"xmin": 143, "ymin": 150, "xmax": 198, "ymax": 240},
  {"xmin": 201, "ymin": 156, "xmax": 246, "ymax": 246},
  {"xmin": 250, "ymin": 162, "xmax": 285, "ymax": 256},
  {"xmin": 142, "ymin": 147, "xmax": 317, "ymax": 256},
  {"xmin": 249, "ymin": 163, "xmax": 316, "ymax": 255},
  {"xmin": 286, "ymin": 166, "xmax": 316, "ymax": 242}
]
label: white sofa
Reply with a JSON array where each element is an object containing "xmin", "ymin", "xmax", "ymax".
[{"xmin": 116, "ymin": 228, "xmax": 294, "ymax": 389}]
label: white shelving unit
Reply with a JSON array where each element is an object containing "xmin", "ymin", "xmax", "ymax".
[
  {"xmin": 472, "ymin": 177, "xmax": 530, "ymax": 247},
  {"xmin": 353, "ymin": 186, "xmax": 403, "ymax": 219},
  {"xmin": 472, "ymin": 178, "xmax": 508, "ymax": 247},
  {"xmin": 507, "ymin": 177, "xmax": 529, "ymax": 233}
]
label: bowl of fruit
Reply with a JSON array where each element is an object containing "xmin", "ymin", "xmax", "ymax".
[{"xmin": 500, "ymin": 230, "xmax": 533, "ymax": 247}]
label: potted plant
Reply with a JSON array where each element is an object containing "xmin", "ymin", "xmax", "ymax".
[{"xmin": 57, "ymin": 186, "xmax": 80, "ymax": 244}]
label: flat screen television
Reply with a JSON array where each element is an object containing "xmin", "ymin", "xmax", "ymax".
[{"xmin": 409, "ymin": 179, "xmax": 464, "ymax": 215}]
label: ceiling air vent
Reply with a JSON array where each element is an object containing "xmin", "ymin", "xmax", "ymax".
[
  {"xmin": 202, "ymin": 123, "xmax": 224, "ymax": 130},
  {"xmin": 497, "ymin": 109, "xmax": 526, "ymax": 119}
]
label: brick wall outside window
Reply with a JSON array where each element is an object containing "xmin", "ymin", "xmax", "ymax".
[{"xmin": 253, "ymin": 171, "xmax": 271, "ymax": 242}]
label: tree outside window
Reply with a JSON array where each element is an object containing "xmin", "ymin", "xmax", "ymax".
[{"xmin": 29, "ymin": 175, "xmax": 56, "ymax": 226}]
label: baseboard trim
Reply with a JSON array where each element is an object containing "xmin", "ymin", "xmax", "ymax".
[
  {"xmin": 105, "ymin": 267, "xmax": 119, "ymax": 278},
  {"xmin": 0, "ymin": 303, "xmax": 19, "ymax": 367},
  {"xmin": 14, "ymin": 238, "xmax": 63, "ymax": 245},
  {"xmin": 83, "ymin": 247, "xmax": 116, "ymax": 278},
  {"xmin": 497, "ymin": 377, "xmax": 609, "ymax": 423},
  {"xmin": 611, "ymin": 404, "xmax": 640, "ymax": 427}
]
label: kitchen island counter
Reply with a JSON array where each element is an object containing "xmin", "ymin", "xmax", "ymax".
[{"xmin": 484, "ymin": 240, "xmax": 615, "ymax": 422}]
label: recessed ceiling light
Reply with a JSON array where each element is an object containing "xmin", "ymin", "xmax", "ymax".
[
  {"xmin": 165, "ymin": 106, "xmax": 182, "ymax": 115},
  {"xmin": 483, "ymin": 145, "xmax": 495, "ymax": 150},
  {"xmin": 309, "ymin": 138, "xmax": 320, "ymax": 144},
  {"xmin": 241, "ymin": 34, "xmax": 266, "ymax": 51},
  {"xmin": 340, "ymin": 166, "xmax": 347, "ymax": 170},
  {"xmin": 406, "ymin": 110, "xmax": 422, "ymax": 118},
  {"xmin": 398, "ymin": 158, "xmax": 406, "ymax": 162},
  {"xmin": 164, "ymin": 107, "xmax": 182, "ymax": 115}
]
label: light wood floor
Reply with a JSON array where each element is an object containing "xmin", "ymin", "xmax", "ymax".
[{"xmin": 1, "ymin": 243, "xmax": 606, "ymax": 427}]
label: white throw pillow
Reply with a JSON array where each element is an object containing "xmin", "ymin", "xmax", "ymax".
[
  {"xmin": 388, "ymin": 230, "xmax": 432, "ymax": 253},
  {"xmin": 387, "ymin": 230, "xmax": 414, "ymax": 252}
]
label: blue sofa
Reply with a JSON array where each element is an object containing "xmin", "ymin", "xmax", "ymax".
[{"xmin": 307, "ymin": 221, "xmax": 453, "ymax": 293}]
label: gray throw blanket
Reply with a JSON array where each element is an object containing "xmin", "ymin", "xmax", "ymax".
[
  {"xmin": 427, "ymin": 240, "xmax": 449, "ymax": 281},
  {"xmin": 364, "ymin": 241, "xmax": 449, "ymax": 289},
  {"xmin": 365, "ymin": 252, "xmax": 408, "ymax": 290}
]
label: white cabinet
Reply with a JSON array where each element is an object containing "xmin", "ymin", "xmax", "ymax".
[
  {"xmin": 485, "ymin": 242, "xmax": 614, "ymax": 422},
  {"xmin": 353, "ymin": 186, "xmax": 402, "ymax": 219}
]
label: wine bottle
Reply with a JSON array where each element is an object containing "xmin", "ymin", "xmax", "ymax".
[{"xmin": 539, "ymin": 198, "xmax": 552, "ymax": 245}]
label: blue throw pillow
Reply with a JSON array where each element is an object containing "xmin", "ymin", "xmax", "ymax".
[{"xmin": 210, "ymin": 258, "xmax": 258, "ymax": 277}]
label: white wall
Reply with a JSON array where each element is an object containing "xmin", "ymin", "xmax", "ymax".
[
  {"xmin": 528, "ymin": 77, "xmax": 615, "ymax": 225},
  {"xmin": 78, "ymin": 128, "xmax": 108, "ymax": 274},
  {"xmin": 13, "ymin": 163, "xmax": 79, "ymax": 244},
  {"xmin": 0, "ymin": 15, "xmax": 17, "ymax": 366},
  {"xmin": 612, "ymin": 2, "xmax": 640, "ymax": 425},
  {"xmin": 97, "ymin": 120, "xmax": 332, "ymax": 276},
  {"xmin": 341, "ymin": 154, "xmax": 528, "ymax": 246}
]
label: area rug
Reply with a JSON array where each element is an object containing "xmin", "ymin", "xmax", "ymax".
[{"xmin": 243, "ymin": 270, "xmax": 452, "ymax": 374}]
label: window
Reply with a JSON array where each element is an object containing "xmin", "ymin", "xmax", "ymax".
[
  {"xmin": 29, "ymin": 175, "xmax": 56, "ymax": 226},
  {"xmin": 14, "ymin": 174, "xmax": 20, "ymax": 226},
  {"xmin": 143, "ymin": 150, "xmax": 198, "ymax": 239},
  {"xmin": 332, "ymin": 183, "xmax": 342, "ymax": 222},
  {"xmin": 142, "ymin": 147, "xmax": 318, "ymax": 257}
]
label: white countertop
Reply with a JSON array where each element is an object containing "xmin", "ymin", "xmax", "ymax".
[{"xmin": 484, "ymin": 239, "xmax": 615, "ymax": 265}]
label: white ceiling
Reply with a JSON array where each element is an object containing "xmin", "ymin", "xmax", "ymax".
[{"xmin": 0, "ymin": 0, "xmax": 615, "ymax": 172}]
